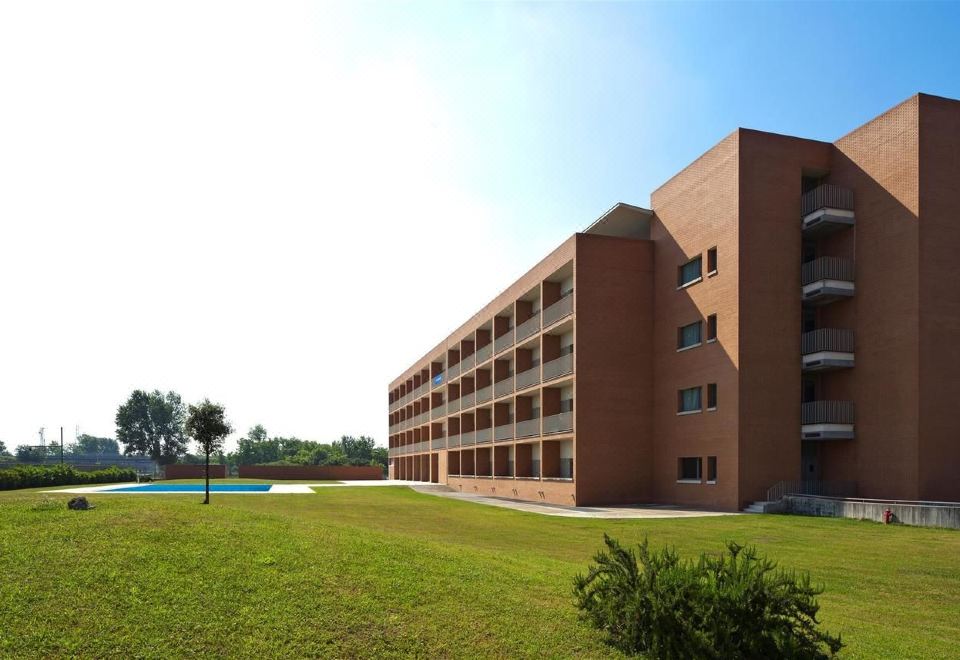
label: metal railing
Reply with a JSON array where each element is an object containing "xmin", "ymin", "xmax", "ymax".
[
  {"xmin": 542, "ymin": 352, "xmax": 573, "ymax": 381},
  {"xmin": 801, "ymin": 184, "xmax": 854, "ymax": 216},
  {"xmin": 801, "ymin": 257, "xmax": 855, "ymax": 285},
  {"xmin": 801, "ymin": 328, "xmax": 855, "ymax": 355},
  {"xmin": 475, "ymin": 427, "xmax": 492, "ymax": 444},
  {"xmin": 543, "ymin": 411, "xmax": 573, "ymax": 435},
  {"xmin": 494, "ymin": 424, "xmax": 514, "ymax": 442},
  {"xmin": 475, "ymin": 343, "xmax": 492, "ymax": 364},
  {"xmin": 494, "ymin": 330, "xmax": 514, "ymax": 354},
  {"xmin": 516, "ymin": 418, "xmax": 540, "ymax": 439},
  {"xmin": 460, "ymin": 431, "xmax": 476, "ymax": 446},
  {"xmin": 516, "ymin": 366, "xmax": 540, "ymax": 390},
  {"xmin": 515, "ymin": 314, "xmax": 540, "ymax": 342},
  {"xmin": 766, "ymin": 480, "xmax": 858, "ymax": 502},
  {"xmin": 476, "ymin": 386, "xmax": 492, "ymax": 404},
  {"xmin": 543, "ymin": 293, "xmax": 574, "ymax": 327},
  {"xmin": 494, "ymin": 376, "xmax": 514, "ymax": 398},
  {"xmin": 801, "ymin": 401, "xmax": 855, "ymax": 425}
]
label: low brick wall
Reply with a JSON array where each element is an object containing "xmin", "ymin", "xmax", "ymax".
[
  {"xmin": 773, "ymin": 495, "xmax": 960, "ymax": 529},
  {"xmin": 237, "ymin": 465, "xmax": 383, "ymax": 481},
  {"xmin": 164, "ymin": 464, "xmax": 227, "ymax": 479}
]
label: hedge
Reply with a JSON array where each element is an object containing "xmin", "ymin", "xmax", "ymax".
[{"xmin": 0, "ymin": 464, "xmax": 137, "ymax": 490}]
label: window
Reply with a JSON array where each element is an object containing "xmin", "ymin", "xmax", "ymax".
[
  {"xmin": 559, "ymin": 399, "xmax": 574, "ymax": 413},
  {"xmin": 707, "ymin": 383, "xmax": 717, "ymax": 410},
  {"xmin": 677, "ymin": 386, "xmax": 702, "ymax": 414},
  {"xmin": 707, "ymin": 247, "xmax": 718, "ymax": 274},
  {"xmin": 677, "ymin": 321, "xmax": 702, "ymax": 350},
  {"xmin": 677, "ymin": 256, "xmax": 702, "ymax": 288},
  {"xmin": 678, "ymin": 457, "xmax": 702, "ymax": 482},
  {"xmin": 707, "ymin": 456, "xmax": 717, "ymax": 483},
  {"xmin": 707, "ymin": 314, "xmax": 717, "ymax": 342}
]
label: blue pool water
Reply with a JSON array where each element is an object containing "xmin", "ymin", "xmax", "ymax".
[{"xmin": 109, "ymin": 484, "xmax": 272, "ymax": 493}]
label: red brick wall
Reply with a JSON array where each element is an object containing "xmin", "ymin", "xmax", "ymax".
[
  {"xmin": 237, "ymin": 465, "xmax": 383, "ymax": 480},
  {"xmin": 165, "ymin": 464, "xmax": 227, "ymax": 479}
]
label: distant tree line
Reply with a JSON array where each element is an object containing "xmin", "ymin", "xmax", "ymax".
[{"xmin": 8, "ymin": 434, "xmax": 120, "ymax": 462}]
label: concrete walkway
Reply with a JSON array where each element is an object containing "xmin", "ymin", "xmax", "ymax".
[{"xmin": 410, "ymin": 486, "xmax": 737, "ymax": 519}]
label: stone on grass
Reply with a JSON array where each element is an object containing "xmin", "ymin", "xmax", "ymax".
[{"xmin": 67, "ymin": 496, "xmax": 94, "ymax": 510}]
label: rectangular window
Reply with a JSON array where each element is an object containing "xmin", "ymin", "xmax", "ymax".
[
  {"xmin": 707, "ymin": 456, "xmax": 717, "ymax": 483},
  {"xmin": 678, "ymin": 457, "xmax": 702, "ymax": 481},
  {"xmin": 707, "ymin": 383, "xmax": 717, "ymax": 410},
  {"xmin": 677, "ymin": 321, "xmax": 702, "ymax": 350},
  {"xmin": 677, "ymin": 256, "xmax": 702, "ymax": 288},
  {"xmin": 707, "ymin": 247, "xmax": 718, "ymax": 274},
  {"xmin": 707, "ymin": 314, "xmax": 717, "ymax": 341},
  {"xmin": 677, "ymin": 386, "xmax": 702, "ymax": 413}
]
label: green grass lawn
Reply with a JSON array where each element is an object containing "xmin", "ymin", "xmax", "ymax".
[{"xmin": 0, "ymin": 486, "xmax": 957, "ymax": 658}]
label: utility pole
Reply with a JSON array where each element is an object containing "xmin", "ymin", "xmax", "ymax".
[{"xmin": 60, "ymin": 427, "xmax": 64, "ymax": 465}]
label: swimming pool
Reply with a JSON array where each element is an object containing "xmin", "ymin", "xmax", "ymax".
[{"xmin": 108, "ymin": 484, "xmax": 273, "ymax": 493}]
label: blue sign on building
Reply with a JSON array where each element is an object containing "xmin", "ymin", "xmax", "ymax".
[{"xmin": 432, "ymin": 373, "xmax": 443, "ymax": 386}]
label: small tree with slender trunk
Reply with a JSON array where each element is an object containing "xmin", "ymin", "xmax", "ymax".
[{"xmin": 185, "ymin": 399, "xmax": 233, "ymax": 504}]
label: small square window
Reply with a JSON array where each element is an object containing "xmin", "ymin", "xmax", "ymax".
[
  {"xmin": 677, "ymin": 321, "xmax": 702, "ymax": 350},
  {"xmin": 678, "ymin": 386, "xmax": 702, "ymax": 413},
  {"xmin": 707, "ymin": 456, "xmax": 717, "ymax": 482},
  {"xmin": 707, "ymin": 247, "xmax": 718, "ymax": 274},
  {"xmin": 707, "ymin": 314, "xmax": 717, "ymax": 341},
  {"xmin": 677, "ymin": 256, "xmax": 703, "ymax": 288},
  {"xmin": 678, "ymin": 457, "xmax": 702, "ymax": 481},
  {"xmin": 707, "ymin": 383, "xmax": 717, "ymax": 409}
]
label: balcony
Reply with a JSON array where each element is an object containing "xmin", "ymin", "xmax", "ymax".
[
  {"xmin": 475, "ymin": 343, "xmax": 492, "ymax": 364},
  {"xmin": 448, "ymin": 361, "xmax": 460, "ymax": 379},
  {"xmin": 432, "ymin": 372, "xmax": 445, "ymax": 389},
  {"xmin": 494, "ymin": 376, "xmax": 514, "ymax": 398},
  {"xmin": 515, "ymin": 314, "xmax": 540, "ymax": 342},
  {"xmin": 475, "ymin": 427, "xmax": 492, "ymax": 444},
  {"xmin": 494, "ymin": 330, "xmax": 514, "ymax": 355},
  {"xmin": 494, "ymin": 423, "xmax": 514, "ymax": 442},
  {"xmin": 431, "ymin": 405, "xmax": 445, "ymax": 420},
  {"xmin": 448, "ymin": 397, "xmax": 461, "ymax": 413},
  {"xmin": 460, "ymin": 391, "xmax": 475, "ymax": 409},
  {"xmin": 431, "ymin": 438, "xmax": 445, "ymax": 450},
  {"xmin": 542, "ymin": 352, "xmax": 573, "ymax": 382},
  {"xmin": 476, "ymin": 385, "xmax": 492, "ymax": 404},
  {"xmin": 516, "ymin": 418, "xmax": 540, "ymax": 439},
  {"xmin": 801, "ymin": 401, "xmax": 855, "ymax": 440},
  {"xmin": 461, "ymin": 353, "xmax": 475, "ymax": 371},
  {"xmin": 801, "ymin": 257, "xmax": 855, "ymax": 305},
  {"xmin": 543, "ymin": 411, "xmax": 573, "ymax": 435},
  {"xmin": 516, "ymin": 365, "xmax": 540, "ymax": 391},
  {"xmin": 802, "ymin": 329, "xmax": 855, "ymax": 372},
  {"xmin": 543, "ymin": 294, "xmax": 573, "ymax": 327},
  {"xmin": 461, "ymin": 431, "xmax": 476, "ymax": 446},
  {"xmin": 801, "ymin": 185, "xmax": 855, "ymax": 238},
  {"xmin": 447, "ymin": 433, "xmax": 460, "ymax": 447}
]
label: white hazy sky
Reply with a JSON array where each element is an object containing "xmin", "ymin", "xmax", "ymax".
[{"xmin": 3, "ymin": 2, "xmax": 956, "ymax": 452}]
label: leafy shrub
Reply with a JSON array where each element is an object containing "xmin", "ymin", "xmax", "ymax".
[
  {"xmin": 573, "ymin": 535, "xmax": 842, "ymax": 659},
  {"xmin": 0, "ymin": 464, "xmax": 137, "ymax": 490}
]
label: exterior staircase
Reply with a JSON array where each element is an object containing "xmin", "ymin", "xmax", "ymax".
[{"xmin": 742, "ymin": 501, "xmax": 774, "ymax": 513}]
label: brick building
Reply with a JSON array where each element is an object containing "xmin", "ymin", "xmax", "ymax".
[{"xmin": 386, "ymin": 93, "xmax": 960, "ymax": 510}]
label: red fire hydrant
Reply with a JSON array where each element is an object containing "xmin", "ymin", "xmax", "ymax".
[{"xmin": 883, "ymin": 508, "xmax": 893, "ymax": 524}]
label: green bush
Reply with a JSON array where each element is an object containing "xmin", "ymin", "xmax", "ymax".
[
  {"xmin": 573, "ymin": 535, "xmax": 842, "ymax": 659},
  {"xmin": 0, "ymin": 464, "xmax": 137, "ymax": 490}
]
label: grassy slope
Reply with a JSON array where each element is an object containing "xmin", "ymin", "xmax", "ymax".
[{"xmin": 0, "ymin": 486, "xmax": 957, "ymax": 659}]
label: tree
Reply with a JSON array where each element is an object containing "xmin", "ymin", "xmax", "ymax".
[
  {"xmin": 0, "ymin": 441, "xmax": 11, "ymax": 457},
  {"xmin": 115, "ymin": 390, "xmax": 188, "ymax": 465},
  {"xmin": 69, "ymin": 434, "xmax": 120, "ymax": 457},
  {"xmin": 185, "ymin": 399, "xmax": 233, "ymax": 504}
]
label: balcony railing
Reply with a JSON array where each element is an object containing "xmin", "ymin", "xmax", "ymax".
[
  {"xmin": 494, "ymin": 423, "xmax": 514, "ymax": 442},
  {"xmin": 542, "ymin": 352, "xmax": 573, "ymax": 382},
  {"xmin": 516, "ymin": 366, "xmax": 540, "ymax": 390},
  {"xmin": 560, "ymin": 458, "xmax": 573, "ymax": 479},
  {"xmin": 475, "ymin": 343, "xmax": 492, "ymax": 364},
  {"xmin": 542, "ymin": 411, "xmax": 573, "ymax": 435},
  {"xmin": 516, "ymin": 418, "xmax": 540, "ymax": 439},
  {"xmin": 801, "ymin": 257, "xmax": 855, "ymax": 286},
  {"xmin": 460, "ymin": 431, "xmax": 476, "ymax": 446},
  {"xmin": 801, "ymin": 184, "xmax": 854, "ymax": 216},
  {"xmin": 801, "ymin": 328, "xmax": 855, "ymax": 355},
  {"xmin": 475, "ymin": 427, "xmax": 492, "ymax": 444},
  {"xmin": 515, "ymin": 314, "xmax": 540, "ymax": 342},
  {"xmin": 476, "ymin": 386, "xmax": 492, "ymax": 404},
  {"xmin": 494, "ymin": 376, "xmax": 514, "ymax": 398},
  {"xmin": 460, "ymin": 391, "xmax": 475, "ymax": 409},
  {"xmin": 802, "ymin": 401, "xmax": 855, "ymax": 425},
  {"xmin": 543, "ymin": 293, "xmax": 573, "ymax": 327},
  {"xmin": 448, "ymin": 397, "xmax": 461, "ymax": 413},
  {"xmin": 494, "ymin": 330, "xmax": 514, "ymax": 354},
  {"xmin": 766, "ymin": 480, "xmax": 857, "ymax": 502},
  {"xmin": 448, "ymin": 362, "xmax": 460, "ymax": 379},
  {"xmin": 431, "ymin": 405, "xmax": 445, "ymax": 420},
  {"xmin": 461, "ymin": 353, "xmax": 475, "ymax": 371},
  {"xmin": 431, "ymin": 438, "xmax": 445, "ymax": 450},
  {"xmin": 447, "ymin": 433, "xmax": 460, "ymax": 447}
]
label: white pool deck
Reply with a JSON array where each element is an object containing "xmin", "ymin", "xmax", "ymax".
[{"xmin": 44, "ymin": 480, "xmax": 736, "ymax": 518}]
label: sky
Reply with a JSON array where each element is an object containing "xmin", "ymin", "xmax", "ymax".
[{"xmin": 1, "ymin": 1, "xmax": 959, "ymax": 453}]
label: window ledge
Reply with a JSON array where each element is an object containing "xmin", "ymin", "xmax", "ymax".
[
  {"xmin": 706, "ymin": 480, "xmax": 717, "ymax": 485},
  {"xmin": 706, "ymin": 338, "xmax": 718, "ymax": 344},
  {"xmin": 543, "ymin": 477, "xmax": 574, "ymax": 482},
  {"xmin": 707, "ymin": 270, "xmax": 718, "ymax": 278},
  {"xmin": 676, "ymin": 479, "xmax": 702, "ymax": 484},
  {"xmin": 676, "ymin": 342, "xmax": 702, "ymax": 353},
  {"xmin": 515, "ymin": 476, "xmax": 540, "ymax": 481},
  {"xmin": 707, "ymin": 407, "xmax": 717, "ymax": 412},
  {"xmin": 676, "ymin": 409, "xmax": 702, "ymax": 416},
  {"xmin": 676, "ymin": 277, "xmax": 703, "ymax": 291}
]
